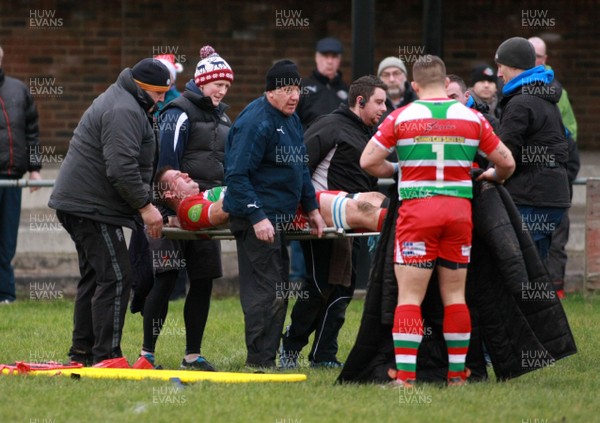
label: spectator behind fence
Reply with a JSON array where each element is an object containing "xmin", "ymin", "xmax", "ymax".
[
  {"xmin": 469, "ymin": 64, "xmax": 502, "ymax": 118},
  {"xmin": 153, "ymin": 53, "xmax": 183, "ymax": 115},
  {"xmin": 377, "ymin": 56, "xmax": 418, "ymax": 121},
  {"xmin": 48, "ymin": 58, "xmax": 170, "ymax": 366},
  {"xmin": 528, "ymin": 36, "xmax": 580, "ymax": 299},
  {"xmin": 0, "ymin": 45, "xmax": 42, "ymax": 304},
  {"xmin": 360, "ymin": 55, "xmax": 515, "ymax": 387},
  {"xmin": 528, "ymin": 36, "xmax": 577, "ymax": 141},
  {"xmin": 223, "ymin": 59, "xmax": 326, "ymax": 369},
  {"xmin": 446, "ymin": 73, "xmax": 499, "ymax": 171},
  {"xmin": 296, "ymin": 37, "xmax": 349, "ymax": 130},
  {"xmin": 495, "ymin": 36, "xmax": 571, "ymax": 261},
  {"xmin": 447, "ymin": 73, "xmax": 499, "ymax": 130}
]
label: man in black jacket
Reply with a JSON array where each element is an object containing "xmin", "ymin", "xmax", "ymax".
[
  {"xmin": 0, "ymin": 45, "xmax": 42, "ymax": 303},
  {"xmin": 280, "ymin": 75, "xmax": 387, "ymax": 368},
  {"xmin": 49, "ymin": 58, "xmax": 169, "ymax": 365},
  {"xmin": 495, "ymin": 36, "xmax": 570, "ymax": 261},
  {"xmin": 296, "ymin": 37, "xmax": 349, "ymax": 130},
  {"xmin": 290, "ymin": 37, "xmax": 350, "ymax": 295}
]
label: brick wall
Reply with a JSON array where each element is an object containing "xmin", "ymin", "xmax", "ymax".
[{"xmin": 1, "ymin": 0, "xmax": 598, "ymax": 152}]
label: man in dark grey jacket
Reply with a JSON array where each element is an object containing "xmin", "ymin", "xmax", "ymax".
[
  {"xmin": 0, "ymin": 45, "xmax": 42, "ymax": 303},
  {"xmin": 48, "ymin": 58, "xmax": 170, "ymax": 365}
]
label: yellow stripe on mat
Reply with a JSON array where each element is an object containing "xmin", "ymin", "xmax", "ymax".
[{"xmin": 27, "ymin": 367, "xmax": 307, "ymax": 383}]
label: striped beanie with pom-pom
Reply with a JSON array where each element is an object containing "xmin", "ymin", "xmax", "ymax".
[{"xmin": 194, "ymin": 45, "xmax": 234, "ymax": 87}]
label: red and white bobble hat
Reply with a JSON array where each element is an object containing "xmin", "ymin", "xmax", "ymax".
[
  {"xmin": 154, "ymin": 54, "xmax": 183, "ymax": 82},
  {"xmin": 194, "ymin": 45, "xmax": 234, "ymax": 87}
]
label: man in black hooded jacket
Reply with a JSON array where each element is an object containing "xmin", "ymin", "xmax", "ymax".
[
  {"xmin": 280, "ymin": 75, "xmax": 387, "ymax": 368},
  {"xmin": 495, "ymin": 36, "xmax": 570, "ymax": 261}
]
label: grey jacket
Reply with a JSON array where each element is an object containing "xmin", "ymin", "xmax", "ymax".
[
  {"xmin": 48, "ymin": 68, "xmax": 156, "ymax": 229},
  {"xmin": 0, "ymin": 68, "xmax": 40, "ymax": 178}
]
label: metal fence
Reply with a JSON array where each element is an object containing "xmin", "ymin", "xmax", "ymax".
[
  {"xmin": 2, "ymin": 177, "xmax": 599, "ymax": 294},
  {"xmin": 0, "ymin": 177, "xmax": 590, "ymax": 188}
]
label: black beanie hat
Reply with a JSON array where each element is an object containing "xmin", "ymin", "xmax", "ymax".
[
  {"xmin": 494, "ymin": 37, "xmax": 536, "ymax": 70},
  {"xmin": 132, "ymin": 58, "xmax": 171, "ymax": 92},
  {"xmin": 265, "ymin": 60, "xmax": 301, "ymax": 92},
  {"xmin": 471, "ymin": 64, "xmax": 497, "ymax": 86}
]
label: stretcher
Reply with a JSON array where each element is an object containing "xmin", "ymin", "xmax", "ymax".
[{"xmin": 162, "ymin": 227, "xmax": 380, "ymax": 240}]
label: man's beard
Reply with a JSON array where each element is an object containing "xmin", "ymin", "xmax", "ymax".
[{"xmin": 387, "ymin": 87, "xmax": 404, "ymax": 98}]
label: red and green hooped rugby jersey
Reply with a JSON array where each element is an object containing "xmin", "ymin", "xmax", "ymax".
[
  {"xmin": 177, "ymin": 194, "xmax": 213, "ymax": 230},
  {"xmin": 373, "ymin": 99, "xmax": 500, "ymax": 200}
]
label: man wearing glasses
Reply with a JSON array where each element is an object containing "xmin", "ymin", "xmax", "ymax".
[
  {"xmin": 377, "ymin": 56, "xmax": 418, "ymax": 120},
  {"xmin": 224, "ymin": 60, "xmax": 326, "ymax": 369}
]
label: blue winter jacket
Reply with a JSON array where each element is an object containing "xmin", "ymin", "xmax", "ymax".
[{"xmin": 223, "ymin": 96, "xmax": 318, "ymax": 225}]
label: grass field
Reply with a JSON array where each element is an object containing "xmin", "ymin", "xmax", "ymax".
[{"xmin": 0, "ymin": 293, "xmax": 598, "ymax": 423}]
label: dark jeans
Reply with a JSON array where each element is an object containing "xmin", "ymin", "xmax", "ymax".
[
  {"xmin": 231, "ymin": 217, "xmax": 289, "ymax": 367},
  {"xmin": 517, "ymin": 206, "xmax": 566, "ymax": 261},
  {"xmin": 289, "ymin": 240, "xmax": 307, "ymax": 281},
  {"xmin": 57, "ymin": 211, "xmax": 132, "ymax": 363},
  {"xmin": 0, "ymin": 186, "xmax": 22, "ymax": 302},
  {"xmin": 282, "ymin": 238, "xmax": 357, "ymax": 363}
]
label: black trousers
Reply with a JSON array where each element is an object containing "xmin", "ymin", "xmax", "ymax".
[
  {"xmin": 142, "ymin": 270, "xmax": 213, "ymax": 355},
  {"xmin": 142, "ymin": 235, "xmax": 221, "ymax": 356},
  {"xmin": 57, "ymin": 211, "xmax": 132, "ymax": 363},
  {"xmin": 282, "ymin": 238, "xmax": 357, "ymax": 363},
  {"xmin": 231, "ymin": 217, "xmax": 289, "ymax": 367}
]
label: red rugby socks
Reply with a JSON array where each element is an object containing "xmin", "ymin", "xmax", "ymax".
[
  {"xmin": 443, "ymin": 303, "xmax": 471, "ymax": 381},
  {"xmin": 392, "ymin": 304, "xmax": 423, "ymax": 382}
]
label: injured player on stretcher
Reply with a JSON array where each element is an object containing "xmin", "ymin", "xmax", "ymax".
[{"xmin": 154, "ymin": 167, "xmax": 389, "ymax": 232}]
